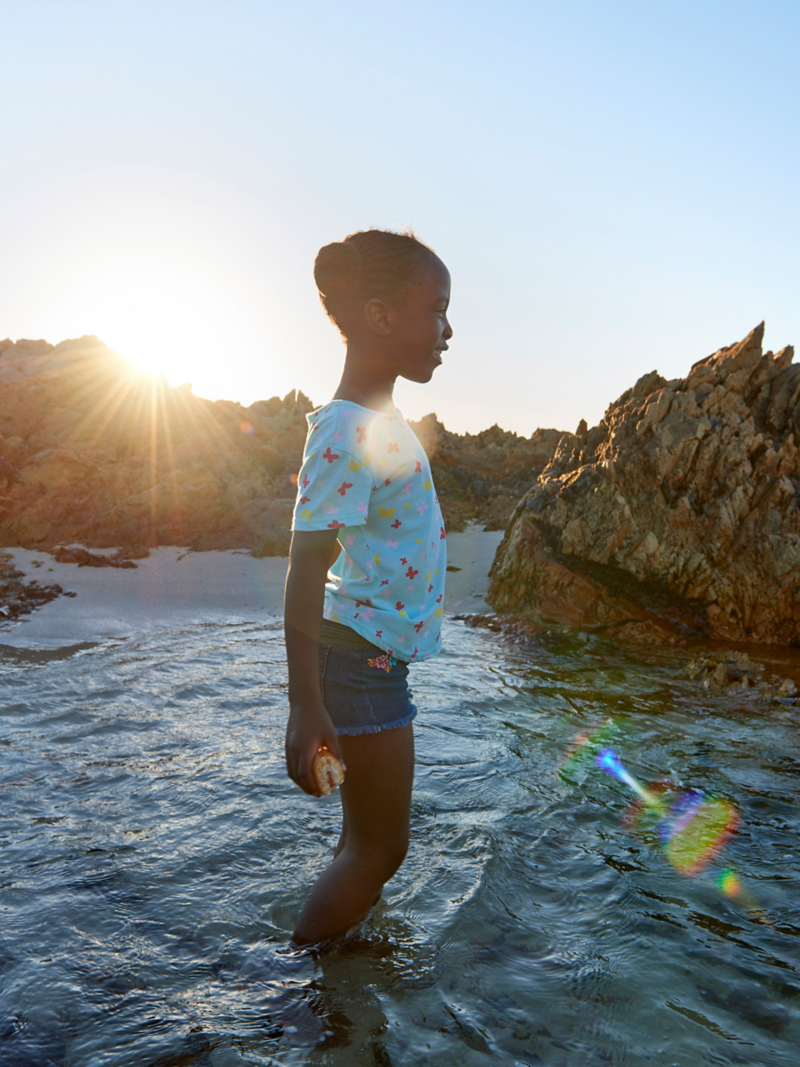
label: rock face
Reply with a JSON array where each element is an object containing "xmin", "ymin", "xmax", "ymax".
[
  {"xmin": 0, "ymin": 336, "xmax": 313, "ymax": 555},
  {"xmin": 489, "ymin": 324, "xmax": 800, "ymax": 645},
  {"xmin": 410, "ymin": 415, "xmax": 564, "ymax": 531},
  {"xmin": 0, "ymin": 335, "xmax": 555, "ymax": 557}
]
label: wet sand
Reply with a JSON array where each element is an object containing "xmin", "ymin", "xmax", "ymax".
[{"xmin": 2, "ymin": 526, "xmax": 505, "ymax": 648}]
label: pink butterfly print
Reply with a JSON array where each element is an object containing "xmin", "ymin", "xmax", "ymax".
[
  {"xmin": 323, "ymin": 447, "xmax": 339, "ymax": 463},
  {"xmin": 391, "ymin": 519, "xmax": 401, "ymax": 529},
  {"xmin": 345, "ymin": 535, "xmax": 356, "ymax": 546},
  {"xmin": 343, "ymin": 410, "xmax": 352, "ymax": 420},
  {"xmin": 357, "ymin": 426, "xmax": 367, "ymax": 443},
  {"xmin": 337, "ymin": 481, "xmax": 353, "ymax": 496},
  {"xmin": 388, "ymin": 442, "xmax": 399, "ymax": 453},
  {"xmin": 415, "ymin": 460, "xmax": 422, "ymax": 473},
  {"xmin": 405, "ymin": 566, "xmax": 418, "ymax": 579},
  {"xmin": 385, "ymin": 539, "xmax": 399, "ymax": 548},
  {"xmin": 401, "ymin": 483, "xmax": 412, "ymax": 495},
  {"xmin": 357, "ymin": 502, "xmax": 368, "ymax": 513},
  {"xmin": 328, "ymin": 520, "xmax": 345, "ymax": 529},
  {"xmin": 416, "ymin": 503, "xmax": 429, "ymax": 516},
  {"xmin": 334, "ymin": 431, "xmax": 344, "ymax": 441},
  {"xmin": 362, "ymin": 608, "xmax": 376, "ymax": 620}
]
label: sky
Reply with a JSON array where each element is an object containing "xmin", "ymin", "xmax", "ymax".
[{"xmin": 2, "ymin": 0, "xmax": 799, "ymax": 436}]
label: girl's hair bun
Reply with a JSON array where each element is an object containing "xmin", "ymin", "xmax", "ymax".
[
  {"xmin": 313, "ymin": 241, "xmax": 362, "ymax": 298},
  {"xmin": 314, "ymin": 228, "xmax": 437, "ymax": 337}
]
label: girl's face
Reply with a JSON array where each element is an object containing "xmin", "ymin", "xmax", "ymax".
[{"xmin": 387, "ymin": 257, "xmax": 452, "ymax": 384}]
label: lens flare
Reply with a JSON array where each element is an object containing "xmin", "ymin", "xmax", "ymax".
[
  {"xmin": 559, "ymin": 718, "xmax": 618, "ymax": 781},
  {"xmin": 560, "ymin": 731, "xmax": 771, "ymax": 924}
]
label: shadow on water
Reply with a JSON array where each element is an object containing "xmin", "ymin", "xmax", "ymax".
[
  {"xmin": 0, "ymin": 641, "xmax": 99, "ymax": 667},
  {"xmin": 0, "ymin": 617, "xmax": 798, "ymax": 1065}
]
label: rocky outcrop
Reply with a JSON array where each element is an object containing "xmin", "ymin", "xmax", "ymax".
[
  {"xmin": 410, "ymin": 415, "xmax": 565, "ymax": 531},
  {"xmin": 489, "ymin": 324, "xmax": 800, "ymax": 645},
  {"xmin": 0, "ymin": 336, "xmax": 313, "ymax": 555},
  {"xmin": 0, "ymin": 335, "xmax": 555, "ymax": 557}
]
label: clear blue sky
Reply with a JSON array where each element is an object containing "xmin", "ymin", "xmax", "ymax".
[{"xmin": 2, "ymin": 1, "xmax": 798, "ymax": 434}]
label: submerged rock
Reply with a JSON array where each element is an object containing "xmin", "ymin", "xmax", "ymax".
[{"xmin": 489, "ymin": 324, "xmax": 800, "ymax": 645}]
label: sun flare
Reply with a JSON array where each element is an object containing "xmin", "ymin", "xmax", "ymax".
[{"xmin": 66, "ymin": 263, "xmax": 260, "ymax": 399}]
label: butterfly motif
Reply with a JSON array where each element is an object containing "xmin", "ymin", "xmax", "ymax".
[
  {"xmin": 337, "ymin": 481, "xmax": 353, "ymax": 496},
  {"xmin": 322, "ymin": 447, "xmax": 339, "ymax": 464},
  {"xmin": 379, "ymin": 507, "xmax": 395, "ymax": 518}
]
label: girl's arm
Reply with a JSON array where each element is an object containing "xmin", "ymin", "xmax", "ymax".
[{"xmin": 284, "ymin": 529, "xmax": 346, "ymax": 796}]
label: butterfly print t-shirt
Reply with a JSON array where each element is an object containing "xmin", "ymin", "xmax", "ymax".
[{"xmin": 291, "ymin": 400, "xmax": 446, "ymax": 661}]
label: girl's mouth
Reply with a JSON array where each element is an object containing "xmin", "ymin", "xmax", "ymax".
[{"xmin": 432, "ymin": 349, "xmax": 444, "ymax": 364}]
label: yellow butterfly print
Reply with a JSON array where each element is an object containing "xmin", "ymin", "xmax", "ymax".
[
  {"xmin": 423, "ymin": 478, "xmax": 432, "ymax": 491},
  {"xmin": 348, "ymin": 459, "xmax": 362, "ymax": 472},
  {"xmin": 299, "ymin": 508, "xmax": 313, "ymax": 521},
  {"xmin": 379, "ymin": 507, "xmax": 395, "ymax": 518}
]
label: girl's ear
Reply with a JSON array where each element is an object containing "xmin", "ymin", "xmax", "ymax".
[{"xmin": 363, "ymin": 298, "xmax": 392, "ymax": 336}]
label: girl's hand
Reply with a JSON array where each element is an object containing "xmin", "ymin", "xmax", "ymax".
[{"xmin": 285, "ymin": 701, "xmax": 346, "ymax": 797}]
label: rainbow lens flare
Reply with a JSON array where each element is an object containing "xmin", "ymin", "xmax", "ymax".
[
  {"xmin": 559, "ymin": 719, "xmax": 618, "ymax": 781},
  {"xmin": 561, "ymin": 734, "xmax": 770, "ymax": 924},
  {"xmin": 595, "ymin": 747, "xmax": 738, "ymax": 875}
]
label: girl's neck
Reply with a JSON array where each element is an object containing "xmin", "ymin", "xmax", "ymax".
[{"xmin": 332, "ymin": 343, "xmax": 396, "ymax": 412}]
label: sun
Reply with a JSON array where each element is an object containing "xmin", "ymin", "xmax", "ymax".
[{"xmin": 67, "ymin": 262, "xmax": 258, "ymax": 399}]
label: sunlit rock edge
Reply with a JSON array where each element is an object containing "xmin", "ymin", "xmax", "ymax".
[{"xmin": 488, "ymin": 323, "xmax": 800, "ymax": 647}]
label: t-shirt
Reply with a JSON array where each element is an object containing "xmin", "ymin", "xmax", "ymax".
[{"xmin": 291, "ymin": 400, "xmax": 446, "ymax": 661}]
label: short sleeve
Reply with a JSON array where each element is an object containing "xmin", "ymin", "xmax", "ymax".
[{"xmin": 292, "ymin": 433, "xmax": 374, "ymax": 531}]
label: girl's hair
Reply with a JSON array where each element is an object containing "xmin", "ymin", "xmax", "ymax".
[{"xmin": 314, "ymin": 229, "xmax": 438, "ymax": 335}]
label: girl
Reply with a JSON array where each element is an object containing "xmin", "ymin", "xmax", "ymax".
[{"xmin": 284, "ymin": 228, "xmax": 452, "ymax": 945}]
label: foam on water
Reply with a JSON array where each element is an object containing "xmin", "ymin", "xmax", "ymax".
[{"xmin": 1, "ymin": 619, "xmax": 799, "ymax": 1065}]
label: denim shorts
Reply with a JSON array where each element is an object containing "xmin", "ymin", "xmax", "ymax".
[{"xmin": 318, "ymin": 624, "xmax": 417, "ymax": 737}]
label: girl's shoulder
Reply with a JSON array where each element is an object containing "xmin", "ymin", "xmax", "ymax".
[{"xmin": 306, "ymin": 400, "xmax": 402, "ymax": 456}]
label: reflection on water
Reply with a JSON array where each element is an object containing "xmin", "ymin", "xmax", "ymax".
[{"xmin": 1, "ymin": 619, "xmax": 798, "ymax": 1065}]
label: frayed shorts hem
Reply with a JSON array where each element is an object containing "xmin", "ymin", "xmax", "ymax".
[{"xmin": 335, "ymin": 709, "xmax": 417, "ymax": 737}]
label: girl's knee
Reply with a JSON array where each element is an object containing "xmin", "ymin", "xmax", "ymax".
[{"xmin": 351, "ymin": 833, "xmax": 408, "ymax": 881}]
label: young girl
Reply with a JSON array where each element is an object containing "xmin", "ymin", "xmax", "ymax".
[{"xmin": 284, "ymin": 228, "xmax": 452, "ymax": 945}]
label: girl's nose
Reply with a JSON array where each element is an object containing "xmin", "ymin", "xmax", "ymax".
[{"xmin": 443, "ymin": 318, "xmax": 453, "ymax": 340}]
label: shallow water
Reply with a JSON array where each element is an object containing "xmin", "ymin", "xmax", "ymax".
[{"xmin": 1, "ymin": 618, "xmax": 798, "ymax": 1066}]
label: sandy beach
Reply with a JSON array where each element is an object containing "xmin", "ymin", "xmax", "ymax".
[{"xmin": 1, "ymin": 525, "xmax": 505, "ymax": 649}]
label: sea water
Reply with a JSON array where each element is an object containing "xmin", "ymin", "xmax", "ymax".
[{"xmin": 1, "ymin": 618, "xmax": 798, "ymax": 1066}]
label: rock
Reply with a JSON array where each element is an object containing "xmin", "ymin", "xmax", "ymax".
[
  {"xmin": 0, "ymin": 551, "xmax": 65, "ymax": 624},
  {"xmin": 409, "ymin": 414, "xmax": 565, "ymax": 531},
  {"xmin": 489, "ymin": 324, "xmax": 800, "ymax": 645},
  {"xmin": 0, "ymin": 334, "xmax": 566, "ymax": 565}
]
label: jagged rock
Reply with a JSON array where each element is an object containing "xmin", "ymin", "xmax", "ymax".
[
  {"xmin": 409, "ymin": 414, "xmax": 565, "ymax": 531},
  {"xmin": 489, "ymin": 324, "xmax": 800, "ymax": 645}
]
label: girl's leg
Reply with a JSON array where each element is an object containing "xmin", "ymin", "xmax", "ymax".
[{"xmin": 292, "ymin": 724, "xmax": 414, "ymax": 945}]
